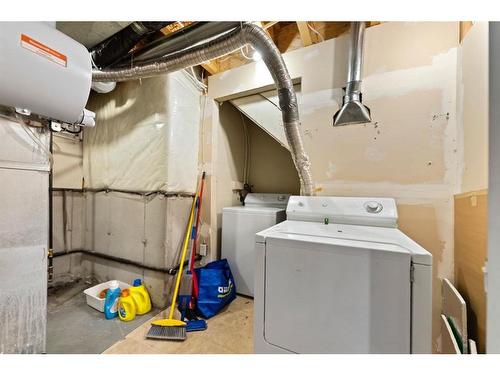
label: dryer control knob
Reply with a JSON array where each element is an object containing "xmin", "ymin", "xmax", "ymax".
[{"xmin": 364, "ymin": 201, "xmax": 383, "ymax": 214}]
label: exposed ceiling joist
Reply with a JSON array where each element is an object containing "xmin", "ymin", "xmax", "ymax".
[
  {"xmin": 296, "ymin": 22, "xmax": 314, "ymax": 47},
  {"xmin": 202, "ymin": 60, "xmax": 220, "ymax": 75}
]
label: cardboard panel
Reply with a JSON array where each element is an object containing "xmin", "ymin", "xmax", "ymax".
[{"xmin": 454, "ymin": 190, "xmax": 487, "ymax": 353}]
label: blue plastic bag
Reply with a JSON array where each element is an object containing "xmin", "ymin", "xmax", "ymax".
[{"xmin": 194, "ymin": 259, "xmax": 237, "ymax": 319}]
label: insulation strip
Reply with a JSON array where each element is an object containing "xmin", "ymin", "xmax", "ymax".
[{"xmin": 92, "ymin": 23, "xmax": 314, "ymax": 196}]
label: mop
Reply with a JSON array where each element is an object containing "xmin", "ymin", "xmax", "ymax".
[
  {"xmin": 146, "ymin": 190, "xmax": 198, "ymax": 341},
  {"xmin": 182, "ymin": 172, "xmax": 207, "ymax": 332}
]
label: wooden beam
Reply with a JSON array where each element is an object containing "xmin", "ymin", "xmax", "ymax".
[
  {"xmin": 296, "ymin": 22, "xmax": 314, "ymax": 47},
  {"xmin": 262, "ymin": 21, "xmax": 279, "ymax": 29},
  {"xmin": 201, "ymin": 60, "xmax": 219, "ymax": 75},
  {"xmin": 460, "ymin": 21, "xmax": 474, "ymax": 43}
]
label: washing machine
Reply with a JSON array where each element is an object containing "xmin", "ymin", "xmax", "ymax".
[
  {"xmin": 254, "ymin": 196, "xmax": 432, "ymax": 354},
  {"xmin": 221, "ymin": 193, "xmax": 290, "ymax": 297}
]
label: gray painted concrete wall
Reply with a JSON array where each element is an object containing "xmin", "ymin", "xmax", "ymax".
[{"xmin": 52, "ymin": 191, "xmax": 193, "ymax": 307}]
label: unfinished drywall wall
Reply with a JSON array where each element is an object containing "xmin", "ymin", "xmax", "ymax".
[
  {"xmin": 452, "ymin": 22, "xmax": 489, "ymax": 353},
  {"xmin": 211, "ymin": 102, "xmax": 300, "ymax": 255},
  {"xmin": 247, "ymin": 122, "xmax": 300, "ymax": 194},
  {"xmin": 457, "ymin": 22, "xmax": 488, "ymax": 193},
  {"xmin": 207, "ymin": 22, "xmax": 460, "ymax": 352}
]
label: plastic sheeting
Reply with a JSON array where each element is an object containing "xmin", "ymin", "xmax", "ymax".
[
  {"xmin": 84, "ymin": 71, "xmax": 201, "ymax": 193},
  {"xmin": 0, "ymin": 119, "xmax": 49, "ymax": 353}
]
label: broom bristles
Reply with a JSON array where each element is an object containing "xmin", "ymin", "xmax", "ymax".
[{"xmin": 146, "ymin": 325, "xmax": 187, "ymax": 341}]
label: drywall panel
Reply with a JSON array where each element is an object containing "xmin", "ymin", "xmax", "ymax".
[
  {"xmin": 442, "ymin": 278, "xmax": 468, "ymax": 353},
  {"xmin": 247, "ymin": 123, "xmax": 300, "ymax": 194},
  {"xmin": 229, "ymin": 84, "xmax": 301, "ymax": 150},
  {"xmin": 208, "ymin": 22, "xmax": 460, "ymax": 352},
  {"xmin": 214, "ymin": 102, "xmax": 247, "ymax": 254},
  {"xmin": 458, "ymin": 22, "xmax": 488, "ymax": 192},
  {"xmin": 52, "ymin": 134, "xmax": 83, "ymax": 189},
  {"xmin": 454, "ymin": 190, "xmax": 487, "ymax": 353},
  {"xmin": 84, "ymin": 70, "xmax": 201, "ymax": 194},
  {"xmin": 230, "ymin": 94, "xmax": 288, "ymax": 149}
]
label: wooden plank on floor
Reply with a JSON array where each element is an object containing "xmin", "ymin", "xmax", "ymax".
[
  {"xmin": 442, "ymin": 278, "xmax": 467, "ymax": 353},
  {"xmin": 441, "ymin": 314, "xmax": 461, "ymax": 354},
  {"xmin": 454, "ymin": 189, "xmax": 487, "ymax": 353}
]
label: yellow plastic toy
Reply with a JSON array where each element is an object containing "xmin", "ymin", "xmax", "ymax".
[
  {"xmin": 130, "ymin": 279, "xmax": 152, "ymax": 315},
  {"xmin": 118, "ymin": 289, "xmax": 136, "ymax": 322}
]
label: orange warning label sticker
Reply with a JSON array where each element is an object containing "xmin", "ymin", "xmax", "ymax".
[{"xmin": 20, "ymin": 34, "xmax": 67, "ymax": 67}]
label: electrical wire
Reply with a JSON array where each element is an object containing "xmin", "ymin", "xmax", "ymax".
[
  {"xmin": 307, "ymin": 22, "xmax": 325, "ymax": 42},
  {"xmin": 240, "ymin": 45, "xmax": 254, "ymax": 60}
]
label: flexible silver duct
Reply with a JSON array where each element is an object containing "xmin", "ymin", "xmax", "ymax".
[
  {"xmin": 333, "ymin": 22, "xmax": 371, "ymax": 126},
  {"xmin": 92, "ymin": 23, "xmax": 314, "ymax": 196}
]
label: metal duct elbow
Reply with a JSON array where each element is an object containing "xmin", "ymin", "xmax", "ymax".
[
  {"xmin": 92, "ymin": 23, "xmax": 314, "ymax": 196},
  {"xmin": 333, "ymin": 22, "xmax": 371, "ymax": 126}
]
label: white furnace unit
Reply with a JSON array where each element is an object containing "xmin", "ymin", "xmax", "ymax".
[
  {"xmin": 221, "ymin": 193, "xmax": 290, "ymax": 296},
  {"xmin": 254, "ymin": 196, "xmax": 432, "ymax": 354}
]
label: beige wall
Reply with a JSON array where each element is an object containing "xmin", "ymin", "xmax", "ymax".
[
  {"xmin": 452, "ymin": 22, "xmax": 489, "ymax": 353},
  {"xmin": 207, "ymin": 22, "xmax": 460, "ymax": 352},
  {"xmin": 458, "ymin": 22, "xmax": 489, "ymax": 192},
  {"xmin": 209, "ymin": 102, "xmax": 299, "ymax": 255},
  {"xmin": 52, "ymin": 134, "xmax": 83, "ymax": 189},
  {"xmin": 247, "ymin": 121, "xmax": 300, "ymax": 194}
]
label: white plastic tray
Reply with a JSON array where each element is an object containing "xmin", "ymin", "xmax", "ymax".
[{"xmin": 83, "ymin": 280, "xmax": 131, "ymax": 312}]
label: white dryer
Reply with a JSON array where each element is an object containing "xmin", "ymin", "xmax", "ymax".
[
  {"xmin": 254, "ymin": 196, "xmax": 432, "ymax": 354},
  {"xmin": 222, "ymin": 193, "xmax": 290, "ymax": 297}
]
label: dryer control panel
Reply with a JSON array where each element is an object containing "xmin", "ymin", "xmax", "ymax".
[{"xmin": 286, "ymin": 196, "xmax": 398, "ymax": 228}]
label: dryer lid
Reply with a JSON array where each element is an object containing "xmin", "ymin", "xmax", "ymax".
[{"xmin": 255, "ymin": 220, "xmax": 432, "ymax": 265}]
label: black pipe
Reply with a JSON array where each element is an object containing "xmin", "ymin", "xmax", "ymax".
[
  {"xmin": 51, "ymin": 187, "xmax": 194, "ymax": 198},
  {"xmin": 53, "ymin": 249, "xmax": 202, "ymax": 276},
  {"xmin": 91, "ymin": 21, "xmax": 175, "ymax": 69},
  {"xmin": 113, "ymin": 21, "xmax": 242, "ymax": 68}
]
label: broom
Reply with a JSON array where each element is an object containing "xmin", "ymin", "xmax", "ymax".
[{"xmin": 146, "ymin": 190, "xmax": 198, "ymax": 341}]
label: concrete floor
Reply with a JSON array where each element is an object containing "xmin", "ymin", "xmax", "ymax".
[
  {"xmin": 104, "ymin": 296, "xmax": 253, "ymax": 354},
  {"xmin": 46, "ymin": 279, "xmax": 158, "ymax": 354}
]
